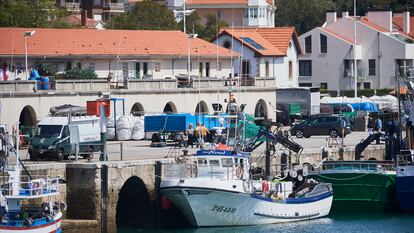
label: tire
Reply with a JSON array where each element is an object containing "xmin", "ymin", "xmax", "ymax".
[
  {"xmin": 295, "ymin": 129, "xmax": 304, "ymax": 138},
  {"xmin": 329, "ymin": 129, "xmax": 338, "ymax": 138},
  {"xmin": 56, "ymin": 150, "xmax": 64, "ymax": 161}
]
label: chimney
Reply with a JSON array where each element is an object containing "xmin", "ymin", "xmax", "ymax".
[
  {"xmin": 403, "ymin": 11, "xmax": 410, "ymax": 34},
  {"xmin": 326, "ymin": 11, "xmax": 337, "ymax": 25},
  {"xmin": 367, "ymin": 11, "xmax": 392, "ymax": 32},
  {"xmin": 342, "ymin": 12, "xmax": 349, "ymax": 18}
]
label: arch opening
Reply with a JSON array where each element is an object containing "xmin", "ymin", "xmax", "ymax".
[
  {"xmin": 131, "ymin": 102, "xmax": 145, "ymax": 116},
  {"xmin": 19, "ymin": 105, "xmax": 37, "ymax": 127},
  {"xmin": 195, "ymin": 101, "xmax": 209, "ymax": 114},
  {"xmin": 163, "ymin": 102, "xmax": 177, "ymax": 114},
  {"xmin": 116, "ymin": 176, "xmax": 154, "ymax": 229},
  {"xmin": 254, "ymin": 99, "xmax": 268, "ymax": 120}
]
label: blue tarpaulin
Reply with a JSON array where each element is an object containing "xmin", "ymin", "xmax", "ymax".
[{"xmin": 349, "ymin": 102, "xmax": 379, "ymax": 112}]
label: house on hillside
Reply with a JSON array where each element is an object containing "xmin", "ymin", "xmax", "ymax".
[
  {"xmin": 168, "ymin": 0, "xmax": 276, "ymax": 28},
  {"xmin": 0, "ymin": 28, "xmax": 237, "ymax": 81},
  {"xmin": 212, "ymin": 27, "xmax": 302, "ymax": 87},
  {"xmin": 298, "ymin": 10, "xmax": 414, "ymax": 91}
]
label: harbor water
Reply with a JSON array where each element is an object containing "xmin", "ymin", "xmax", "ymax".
[{"xmin": 119, "ymin": 213, "xmax": 414, "ymax": 233}]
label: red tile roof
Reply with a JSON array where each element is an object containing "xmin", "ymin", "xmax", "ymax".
[
  {"xmin": 186, "ymin": 0, "xmax": 273, "ymax": 6},
  {"xmin": 319, "ymin": 27, "xmax": 357, "ymax": 45},
  {"xmin": 393, "ymin": 16, "xmax": 414, "ymax": 38},
  {"xmin": 0, "ymin": 28, "xmax": 236, "ymax": 58},
  {"xmin": 358, "ymin": 16, "xmax": 389, "ymax": 32},
  {"xmin": 216, "ymin": 27, "xmax": 301, "ymax": 56}
]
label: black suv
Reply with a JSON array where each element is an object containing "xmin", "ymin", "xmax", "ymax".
[{"xmin": 290, "ymin": 115, "xmax": 351, "ymax": 138}]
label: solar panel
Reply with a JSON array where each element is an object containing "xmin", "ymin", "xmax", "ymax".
[{"xmin": 240, "ymin": 37, "xmax": 265, "ymax": 50}]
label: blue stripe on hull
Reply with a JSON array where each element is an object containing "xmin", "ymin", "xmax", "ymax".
[{"xmin": 396, "ymin": 176, "xmax": 414, "ymax": 213}]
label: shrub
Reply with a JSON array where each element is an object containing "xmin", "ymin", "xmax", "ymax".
[{"xmin": 55, "ymin": 68, "xmax": 98, "ymax": 80}]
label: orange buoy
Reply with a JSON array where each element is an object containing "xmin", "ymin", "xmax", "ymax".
[
  {"xmin": 262, "ymin": 180, "xmax": 269, "ymax": 193},
  {"xmin": 161, "ymin": 196, "xmax": 172, "ymax": 210}
]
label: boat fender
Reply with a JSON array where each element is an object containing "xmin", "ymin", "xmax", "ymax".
[
  {"xmin": 25, "ymin": 217, "xmax": 33, "ymax": 226},
  {"xmin": 58, "ymin": 201, "xmax": 67, "ymax": 211},
  {"xmin": 161, "ymin": 196, "xmax": 172, "ymax": 210},
  {"xmin": 262, "ymin": 181, "xmax": 269, "ymax": 193},
  {"xmin": 236, "ymin": 165, "xmax": 243, "ymax": 178},
  {"xmin": 242, "ymin": 179, "xmax": 252, "ymax": 193}
]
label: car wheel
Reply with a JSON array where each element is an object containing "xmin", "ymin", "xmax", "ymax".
[
  {"xmin": 329, "ymin": 129, "xmax": 338, "ymax": 138},
  {"xmin": 56, "ymin": 150, "xmax": 64, "ymax": 161},
  {"xmin": 295, "ymin": 130, "xmax": 304, "ymax": 138}
]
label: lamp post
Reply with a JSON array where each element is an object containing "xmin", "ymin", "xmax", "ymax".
[{"xmin": 24, "ymin": 30, "xmax": 36, "ymax": 80}]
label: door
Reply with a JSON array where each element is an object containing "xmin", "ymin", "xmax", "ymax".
[
  {"xmin": 143, "ymin": 62, "xmax": 148, "ymax": 77},
  {"xmin": 135, "ymin": 62, "xmax": 141, "ymax": 79},
  {"xmin": 241, "ymin": 60, "xmax": 250, "ymax": 77}
]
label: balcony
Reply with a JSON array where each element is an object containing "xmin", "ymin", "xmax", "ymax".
[
  {"xmin": 65, "ymin": 2, "xmax": 81, "ymax": 11},
  {"xmin": 103, "ymin": 1, "xmax": 125, "ymax": 12}
]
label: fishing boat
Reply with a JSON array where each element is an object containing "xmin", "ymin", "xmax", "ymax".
[
  {"xmin": 0, "ymin": 129, "xmax": 65, "ymax": 232},
  {"xmin": 308, "ymin": 160, "xmax": 398, "ymax": 213},
  {"xmin": 396, "ymin": 150, "xmax": 414, "ymax": 213},
  {"xmin": 161, "ymin": 148, "xmax": 333, "ymax": 227}
]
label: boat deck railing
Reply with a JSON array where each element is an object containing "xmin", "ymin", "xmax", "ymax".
[
  {"xmin": 1, "ymin": 176, "xmax": 60, "ymax": 197},
  {"xmin": 313, "ymin": 161, "xmax": 395, "ymax": 174},
  {"xmin": 163, "ymin": 163, "xmax": 245, "ymax": 181},
  {"xmin": 397, "ymin": 152, "xmax": 414, "ymax": 166}
]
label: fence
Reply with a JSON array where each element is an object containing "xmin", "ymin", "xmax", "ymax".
[
  {"xmin": 70, "ymin": 142, "xmax": 124, "ymax": 162},
  {"xmin": 1, "ymin": 176, "xmax": 60, "ymax": 197}
]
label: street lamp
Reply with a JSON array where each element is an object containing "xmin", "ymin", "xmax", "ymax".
[{"xmin": 24, "ymin": 30, "xmax": 36, "ymax": 80}]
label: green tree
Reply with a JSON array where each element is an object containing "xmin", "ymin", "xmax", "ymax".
[
  {"xmin": 0, "ymin": 0, "xmax": 72, "ymax": 28},
  {"xmin": 184, "ymin": 12, "xmax": 229, "ymax": 40},
  {"xmin": 275, "ymin": 0, "xmax": 335, "ymax": 35},
  {"xmin": 107, "ymin": 1, "xmax": 178, "ymax": 30}
]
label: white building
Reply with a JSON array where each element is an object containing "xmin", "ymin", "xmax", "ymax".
[
  {"xmin": 298, "ymin": 11, "xmax": 414, "ymax": 91},
  {"xmin": 0, "ymin": 28, "xmax": 237, "ymax": 81},
  {"xmin": 168, "ymin": 0, "xmax": 276, "ymax": 28},
  {"xmin": 213, "ymin": 27, "xmax": 302, "ymax": 87}
]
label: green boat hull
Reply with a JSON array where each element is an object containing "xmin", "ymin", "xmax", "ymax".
[{"xmin": 308, "ymin": 173, "xmax": 399, "ymax": 213}]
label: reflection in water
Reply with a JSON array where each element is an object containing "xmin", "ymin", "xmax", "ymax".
[{"xmin": 118, "ymin": 213, "xmax": 414, "ymax": 233}]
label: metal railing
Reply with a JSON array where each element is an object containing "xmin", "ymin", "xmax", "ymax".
[
  {"xmin": 163, "ymin": 163, "xmax": 246, "ymax": 181},
  {"xmin": 70, "ymin": 142, "xmax": 124, "ymax": 162},
  {"xmin": 2, "ymin": 176, "xmax": 60, "ymax": 197},
  {"xmin": 397, "ymin": 153, "xmax": 414, "ymax": 166},
  {"xmin": 314, "ymin": 161, "xmax": 395, "ymax": 173}
]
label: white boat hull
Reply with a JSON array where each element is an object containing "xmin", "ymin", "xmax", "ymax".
[
  {"xmin": 0, "ymin": 212, "xmax": 62, "ymax": 233},
  {"xmin": 161, "ymin": 186, "xmax": 333, "ymax": 227}
]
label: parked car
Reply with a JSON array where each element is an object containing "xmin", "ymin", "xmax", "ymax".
[{"xmin": 290, "ymin": 115, "xmax": 351, "ymax": 138}]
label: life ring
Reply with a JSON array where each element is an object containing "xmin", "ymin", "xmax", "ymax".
[
  {"xmin": 236, "ymin": 165, "xmax": 243, "ymax": 178},
  {"xmin": 32, "ymin": 182, "xmax": 41, "ymax": 195}
]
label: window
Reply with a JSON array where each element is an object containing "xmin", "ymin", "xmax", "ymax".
[
  {"xmin": 369, "ymin": 59, "xmax": 376, "ymax": 76},
  {"xmin": 87, "ymin": 62, "xmax": 95, "ymax": 71},
  {"xmin": 364, "ymin": 82, "xmax": 371, "ymax": 89},
  {"xmin": 143, "ymin": 62, "xmax": 148, "ymax": 76},
  {"xmin": 288, "ymin": 61, "xmax": 293, "ymax": 80},
  {"xmin": 135, "ymin": 62, "xmax": 141, "ymax": 78},
  {"xmin": 240, "ymin": 37, "xmax": 264, "ymax": 50},
  {"xmin": 198, "ymin": 158, "xmax": 208, "ymax": 166},
  {"xmin": 265, "ymin": 61, "xmax": 269, "ymax": 77},
  {"xmin": 305, "ymin": 36, "xmax": 312, "ymax": 54},
  {"xmin": 122, "ymin": 62, "xmax": 128, "ymax": 79},
  {"xmin": 244, "ymin": 9, "xmax": 248, "ymax": 18},
  {"xmin": 65, "ymin": 62, "xmax": 72, "ymax": 71},
  {"xmin": 299, "ymin": 60, "xmax": 312, "ymax": 76},
  {"xmin": 223, "ymin": 40, "xmax": 231, "ymax": 49},
  {"xmin": 76, "ymin": 62, "xmax": 82, "ymax": 69},
  {"xmin": 221, "ymin": 158, "xmax": 233, "ymax": 167},
  {"xmin": 209, "ymin": 159, "xmax": 220, "ymax": 166},
  {"xmin": 199, "ymin": 62, "xmax": 203, "ymax": 77},
  {"xmin": 154, "ymin": 62, "xmax": 161, "ymax": 72},
  {"xmin": 299, "ymin": 83, "xmax": 312, "ymax": 87},
  {"xmin": 206, "ymin": 62, "xmax": 210, "ymax": 77},
  {"xmin": 320, "ymin": 34, "xmax": 327, "ymax": 53},
  {"xmin": 250, "ymin": 8, "xmax": 257, "ymax": 18},
  {"xmin": 344, "ymin": 60, "xmax": 351, "ymax": 78},
  {"xmin": 320, "ymin": 83, "xmax": 328, "ymax": 89}
]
